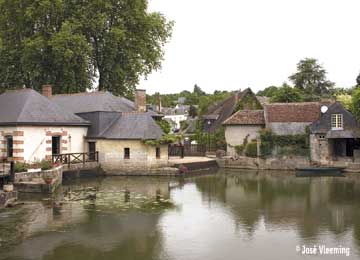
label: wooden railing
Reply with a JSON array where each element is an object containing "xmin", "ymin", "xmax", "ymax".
[{"xmin": 52, "ymin": 152, "xmax": 99, "ymax": 166}]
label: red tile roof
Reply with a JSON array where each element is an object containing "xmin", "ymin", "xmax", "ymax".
[
  {"xmin": 266, "ymin": 102, "xmax": 320, "ymax": 123},
  {"xmin": 223, "ymin": 110, "xmax": 265, "ymax": 125}
]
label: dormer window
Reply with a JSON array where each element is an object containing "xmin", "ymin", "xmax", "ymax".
[{"xmin": 331, "ymin": 114, "xmax": 343, "ymax": 130}]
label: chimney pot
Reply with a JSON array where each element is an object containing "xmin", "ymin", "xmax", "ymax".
[
  {"xmin": 42, "ymin": 85, "xmax": 52, "ymax": 98},
  {"xmin": 134, "ymin": 89, "xmax": 146, "ymax": 112}
]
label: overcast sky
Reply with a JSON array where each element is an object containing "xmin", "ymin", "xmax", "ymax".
[{"xmin": 139, "ymin": 0, "xmax": 360, "ymax": 94}]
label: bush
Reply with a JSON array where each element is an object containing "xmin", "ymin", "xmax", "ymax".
[
  {"xmin": 14, "ymin": 162, "xmax": 29, "ymax": 173},
  {"xmin": 259, "ymin": 128, "xmax": 310, "ymax": 158},
  {"xmin": 235, "ymin": 145, "xmax": 245, "ymax": 155},
  {"xmin": 40, "ymin": 160, "xmax": 53, "ymax": 171},
  {"xmin": 245, "ymin": 142, "xmax": 258, "ymax": 158}
]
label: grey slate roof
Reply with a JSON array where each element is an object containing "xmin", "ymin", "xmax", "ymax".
[
  {"xmin": 52, "ymin": 91, "xmax": 135, "ymax": 114},
  {"xmin": 0, "ymin": 89, "xmax": 90, "ymax": 126},
  {"xmin": 84, "ymin": 112, "xmax": 164, "ymax": 140}
]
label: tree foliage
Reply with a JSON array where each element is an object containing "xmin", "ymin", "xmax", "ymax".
[
  {"xmin": 270, "ymin": 83, "xmax": 303, "ymax": 103},
  {"xmin": 0, "ymin": 0, "xmax": 173, "ymax": 96},
  {"xmin": 257, "ymin": 86, "xmax": 278, "ymax": 97},
  {"xmin": 352, "ymin": 88, "xmax": 360, "ymax": 122},
  {"xmin": 357, "ymin": 72, "xmax": 360, "ymax": 87},
  {"xmin": 289, "ymin": 58, "xmax": 334, "ymax": 96}
]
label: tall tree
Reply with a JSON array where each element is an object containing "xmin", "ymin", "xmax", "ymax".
[
  {"xmin": 270, "ymin": 83, "xmax": 304, "ymax": 103},
  {"xmin": 0, "ymin": 0, "xmax": 173, "ymax": 96},
  {"xmin": 289, "ymin": 58, "xmax": 334, "ymax": 96},
  {"xmin": 352, "ymin": 88, "xmax": 360, "ymax": 121},
  {"xmin": 356, "ymin": 72, "xmax": 360, "ymax": 87}
]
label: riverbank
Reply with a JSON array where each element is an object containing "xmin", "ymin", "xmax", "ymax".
[{"xmin": 218, "ymin": 156, "xmax": 360, "ymax": 173}]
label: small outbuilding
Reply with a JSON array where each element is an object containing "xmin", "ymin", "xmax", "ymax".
[
  {"xmin": 222, "ymin": 110, "xmax": 265, "ymax": 156},
  {"xmin": 310, "ymin": 102, "xmax": 360, "ymax": 163}
]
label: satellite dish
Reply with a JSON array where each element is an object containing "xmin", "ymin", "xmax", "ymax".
[{"xmin": 321, "ymin": 105, "xmax": 328, "ymax": 113}]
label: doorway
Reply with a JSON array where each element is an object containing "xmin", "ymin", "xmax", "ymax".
[
  {"xmin": 88, "ymin": 142, "xmax": 96, "ymax": 160},
  {"xmin": 52, "ymin": 136, "xmax": 61, "ymax": 155}
]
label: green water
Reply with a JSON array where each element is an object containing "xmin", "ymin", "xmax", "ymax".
[{"xmin": 1, "ymin": 169, "xmax": 360, "ymax": 259}]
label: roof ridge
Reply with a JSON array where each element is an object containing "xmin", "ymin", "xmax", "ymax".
[
  {"xmin": 52, "ymin": 91, "xmax": 107, "ymax": 97},
  {"xmin": 17, "ymin": 89, "xmax": 34, "ymax": 122},
  {"xmin": 98, "ymin": 113, "xmax": 122, "ymax": 137}
]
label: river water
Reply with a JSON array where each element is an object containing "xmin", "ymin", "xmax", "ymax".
[{"xmin": 1, "ymin": 169, "xmax": 360, "ymax": 260}]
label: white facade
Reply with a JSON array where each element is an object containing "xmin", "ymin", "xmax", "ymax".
[
  {"xmin": 163, "ymin": 114, "xmax": 187, "ymax": 130},
  {"xmin": 0, "ymin": 126, "xmax": 88, "ymax": 162}
]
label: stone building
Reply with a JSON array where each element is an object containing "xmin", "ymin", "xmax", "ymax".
[
  {"xmin": 310, "ymin": 102, "xmax": 360, "ymax": 164},
  {"xmin": 264, "ymin": 102, "xmax": 321, "ymax": 135},
  {"xmin": 0, "ymin": 88, "xmax": 89, "ymax": 162},
  {"xmin": 0, "ymin": 86, "xmax": 169, "ymax": 172},
  {"xmin": 222, "ymin": 110, "xmax": 265, "ymax": 156},
  {"xmin": 203, "ymin": 88, "xmax": 265, "ymax": 133}
]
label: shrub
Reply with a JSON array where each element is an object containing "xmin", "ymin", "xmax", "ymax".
[
  {"xmin": 235, "ymin": 145, "xmax": 245, "ymax": 155},
  {"xmin": 14, "ymin": 162, "xmax": 29, "ymax": 173},
  {"xmin": 245, "ymin": 142, "xmax": 258, "ymax": 158},
  {"xmin": 40, "ymin": 160, "xmax": 53, "ymax": 171}
]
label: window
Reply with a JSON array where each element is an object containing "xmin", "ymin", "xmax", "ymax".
[
  {"xmin": 318, "ymin": 135, "xmax": 326, "ymax": 140},
  {"xmin": 331, "ymin": 114, "xmax": 343, "ymax": 130},
  {"xmin": 156, "ymin": 147, "xmax": 161, "ymax": 159},
  {"xmin": 124, "ymin": 148, "xmax": 130, "ymax": 159},
  {"xmin": 6, "ymin": 136, "xmax": 13, "ymax": 158},
  {"xmin": 52, "ymin": 136, "xmax": 61, "ymax": 155}
]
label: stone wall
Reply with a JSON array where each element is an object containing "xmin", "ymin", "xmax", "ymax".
[
  {"xmin": 14, "ymin": 166, "xmax": 63, "ymax": 193},
  {"xmin": 224, "ymin": 125, "xmax": 262, "ymax": 156},
  {"xmin": 267, "ymin": 122, "xmax": 310, "ymax": 135},
  {"xmin": 96, "ymin": 140, "xmax": 169, "ymax": 174},
  {"xmin": 219, "ymin": 156, "xmax": 310, "ymax": 171}
]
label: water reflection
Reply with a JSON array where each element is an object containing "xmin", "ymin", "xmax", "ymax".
[{"xmin": 1, "ymin": 171, "xmax": 360, "ymax": 259}]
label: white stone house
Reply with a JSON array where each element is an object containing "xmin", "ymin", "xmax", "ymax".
[
  {"xmin": 222, "ymin": 110, "xmax": 265, "ymax": 156},
  {"xmin": 0, "ymin": 86, "xmax": 169, "ymax": 172},
  {"xmin": 0, "ymin": 88, "xmax": 90, "ymax": 162}
]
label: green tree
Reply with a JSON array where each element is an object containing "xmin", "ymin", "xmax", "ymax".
[
  {"xmin": 356, "ymin": 72, "xmax": 360, "ymax": 87},
  {"xmin": 289, "ymin": 58, "xmax": 334, "ymax": 96},
  {"xmin": 270, "ymin": 83, "xmax": 304, "ymax": 103},
  {"xmin": 0, "ymin": 0, "xmax": 173, "ymax": 96},
  {"xmin": 352, "ymin": 88, "xmax": 360, "ymax": 122},
  {"xmin": 257, "ymin": 86, "xmax": 278, "ymax": 97},
  {"xmin": 189, "ymin": 105, "xmax": 198, "ymax": 118}
]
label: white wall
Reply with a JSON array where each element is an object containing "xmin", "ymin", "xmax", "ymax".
[
  {"xmin": 225, "ymin": 125, "xmax": 262, "ymax": 156},
  {"xmin": 163, "ymin": 114, "xmax": 187, "ymax": 129},
  {"xmin": 0, "ymin": 125, "xmax": 88, "ymax": 162}
]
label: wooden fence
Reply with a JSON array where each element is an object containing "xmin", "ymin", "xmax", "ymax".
[
  {"xmin": 168, "ymin": 144, "xmax": 226, "ymax": 157},
  {"xmin": 52, "ymin": 152, "xmax": 99, "ymax": 166}
]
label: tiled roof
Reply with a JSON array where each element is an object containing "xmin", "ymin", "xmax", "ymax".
[
  {"xmin": 265, "ymin": 102, "xmax": 320, "ymax": 123},
  {"xmin": 223, "ymin": 110, "xmax": 265, "ymax": 125},
  {"xmin": 202, "ymin": 88, "xmax": 264, "ymax": 133},
  {"xmin": 0, "ymin": 89, "xmax": 90, "ymax": 126}
]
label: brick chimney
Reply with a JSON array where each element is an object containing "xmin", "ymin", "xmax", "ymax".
[
  {"xmin": 134, "ymin": 89, "xmax": 146, "ymax": 112},
  {"xmin": 42, "ymin": 85, "xmax": 52, "ymax": 98}
]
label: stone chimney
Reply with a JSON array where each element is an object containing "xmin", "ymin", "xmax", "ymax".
[
  {"xmin": 135, "ymin": 89, "xmax": 146, "ymax": 112},
  {"xmin": 42, "ymin": 85, "xmax": 52, "ymax": 98}
]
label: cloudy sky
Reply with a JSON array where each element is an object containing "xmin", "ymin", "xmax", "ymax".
[{"xmin": 139, "ymin": 0, "xmax": 360, "ymax": 94}]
